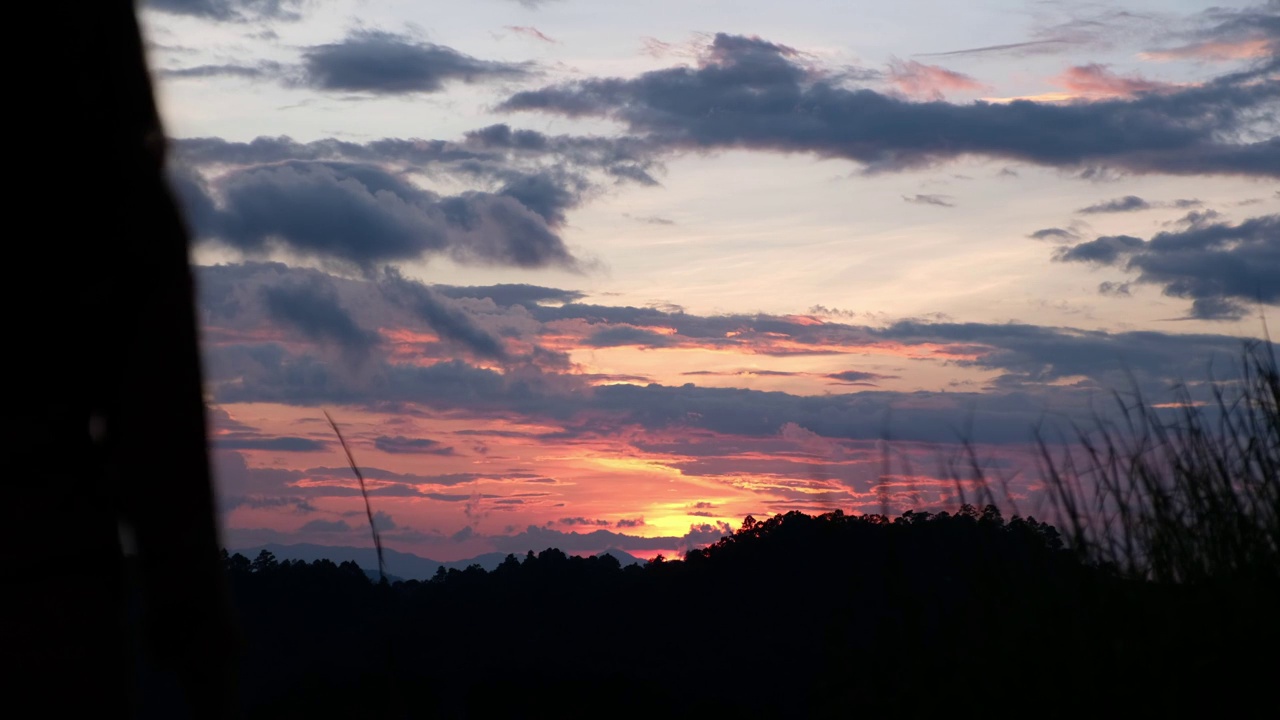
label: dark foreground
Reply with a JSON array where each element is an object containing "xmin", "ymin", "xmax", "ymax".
[{"xmin": 185, "ymin": 507, "xmax": 1277, "ymax": 718}]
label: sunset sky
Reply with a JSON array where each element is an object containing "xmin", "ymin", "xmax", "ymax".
[{"xmin": 140, "ymin": 0, "xmax": 1278, "ymax": 561}]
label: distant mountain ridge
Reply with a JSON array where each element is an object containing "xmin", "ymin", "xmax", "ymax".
[{"xmin": 229, "ymin": 542, "xmax": 647, "ymax": 580}]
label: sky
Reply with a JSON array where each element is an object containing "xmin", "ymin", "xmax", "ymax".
[{"xmin": 139, "ymin": 0, "xmax": 1279, "ymax": 561}]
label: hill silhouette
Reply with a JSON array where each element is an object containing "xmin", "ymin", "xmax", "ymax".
[
  {"xmin": 229, "ymin": 543, "xmax": 646, "ymax": 581},
  {"xmin": 217, "ymin": 504, "xmax": 1277, "ymax": 718}
]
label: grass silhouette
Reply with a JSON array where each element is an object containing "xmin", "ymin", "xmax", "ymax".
[{"xmin": 1032, "ymin": 338, "xmax": 1278, "ymax": 586}]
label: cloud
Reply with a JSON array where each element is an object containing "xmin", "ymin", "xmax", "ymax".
[
  {"xmin": 262, "ymin": 276, "xmax": 380, "ymax": 359},
  {"xmin": 556, "ymin": 517, "xmax": 611, "ymax": 527},
  {"xmin": 583, "ymin": 326, "xmax": 674, "ymax": 348},
  {"xmin": 220, "ymin": 495, "xmax": 317, "ymax": 514},
  {"xmin": 499, "ymin": 32, "xmax": 1280, "ymax": 177},
  {"xmin": 917, "ymin": 39, "xmax": 1076, "ymax": 58},
  {"xmin": 1141, "ymin": 3, "xmax": 1280, "ymax": 62},
  {"xmin": 301, "ymin": 31, "xmax": 531, "ymax": 94},
  {"xmin": 1029, "ymin": 227, "xmax": 1080, "ymax": 241},
  {"xmin": 158, "ymin": 61, "xmax": 284, "ymax": 79},
  {"xmin": 379, "ymin": 270, "xmax": 511, "ymax": 360},
  {"xmin": 488, "ymin": 522, "xmax": 727, "ymax": 556},
  {"xmin": 886, "ymin": 59, "xmax": 988, "ymax": 100},
  {"xmin": 374, "ymin": 435, "xmax": 457, "ymax": 455},
  {"xmin": 1077, "ymin": 195, "xmax": 1152, "ymax": 214},
  {"xmin": 1098, "ymin": 281, "xmax": 1132, "ymax": 297},
  {"xmin": 371, "ymin": 510, "xmax": 397, "ymax": 531},
  {"xmin": 213, "ymin": 435, "xmax": 329, "ymax": 452},
  {"xmin": 145, "ymin": 0, "xmax": 306, "ymax": 22},
  {"xmin": 300, "ymin": 518, "xmax": 354, "ymax": 533},
  {"xmin": 1055, "ymin": 214, "xmax": 1280, "ymax": 320},
  {"xmin": 825, "ymin": 370, "xmax": 895, "ymax": 385},
  {"xmin": 920, "ymin": 8, "xmax": 1167, "ymax": 59},
  {"xmin": 198, "ymin": 263, "xmax": 1273, "ymax": 444},
  {"xmin": 180, "ymin": 161, "xmax": 577, "ymax": 270},
  {"xmin": 903, "ymin": 194, "xmax": 954, "ymax": 207},
  {"xmin": 1051, "ymin": 64, "xmax": 1179, "ymax": 100},
  {"xmin": 506, "ymin": 26, "xmax": 557, "ymax": 43},
  {"xmin": 434, "ymin": 283, "xmax": 586, "ymax": 307}
]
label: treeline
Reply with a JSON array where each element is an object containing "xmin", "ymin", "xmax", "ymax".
[{"xmin": 216, "ymin": 504, "xmax": 1276, "ymax": 717}]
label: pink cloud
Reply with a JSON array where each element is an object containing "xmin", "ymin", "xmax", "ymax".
[
  {"xmin": 1141, "ymin": 38, "xmax": 1272, "ymax": 62},
  {"xmin": 506, "ymin": 25, "xmax": 557, "ymax": 44},
  {"xmin": 886, "ymin": 59, "xmax": 988, "ymax": 100},
  {"xmin": 1052, "ymin": 63, "xmax": 1179, "ymax": 99}
]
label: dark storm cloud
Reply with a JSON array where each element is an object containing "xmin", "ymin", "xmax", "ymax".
[
  {"xmin": 145, "ymin": 0, "xmax": 305, "ymax": 22},
  {"xmin": 1055, "ymin": 214, "xmax": 1280, "ymax": 320},
  {"xmin": 434, "ymin": 283, "xmax": 586, "ymax": 307},
  {"xmin": 262, "ymin": 276, "xmax": 380, "ymax": 358},
  {"xmin": 378, "ymin": 270, "xmax": 510, "ymax": 361},
  {"xmin": 301, "ymin": 31, "xmax": 531, "ymax": 94},
  {"xmin": 1077, "ymin": 195, "xmax": 1151, "ymax": 214},
  {"xmin": 374, "ymin": 436, "xmax": 457, "ymax": 455},
  {"xmin": 499, "ymin": 32, "xmax": 1279, "ymax": 177},
  {"xmin": 180, "ymin": 160, "xmax": 577, "ymax": 270}
]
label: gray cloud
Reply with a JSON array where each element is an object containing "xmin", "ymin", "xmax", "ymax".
[
  {"xmin": 499, "ymin": 32, "xmax": 1279, "ymax": 177},
  {"xmin": 300, "ymin": 518, "xmax": 354, "ymax": 533},
  {"xmin": 1054, "ymin": 235, "xmax": 1146, "ymax": 264},
  {"xmin": 489, "ymin": 522, "xmax": 728, "ymax": 556},
  {"xmin": 199, "ymin": 264, "xmax": 1274, "ymax": 445},
  {"xmin": 145, "ymin": 0, "xmax": 306, "ymax": 22},
  {"xmin": 1055, "ymin": 214, "xmax": 1280, "ymax": 319},
  {"xmin": 1029, "ymin": 227, "xmax": 1080, "ymax": 241},
  {"xmin": 262, "ymin": 276, "xmax": 380, "ymax": 359},
  {"xmin": 903, "ymin": 194, "xmax": 955, "ymax": 207},
  {"xmin": 374, "ymin": 436, "xmax": 457, "ymax": 455},
  {"xmin": 170, "ymin": 126, "xmax": 660, "ymax": 270},
  {"xmin": 378, "ymin": 270, "xmax": 510, "ymax": 361},
  {"xmin": 181, "ymin": 160, "xmax": 577, "ymax": 270},
  {"xmin": 583, "ymin": 326, "xmax": 674, "ymax": 348},
  {"xmin": 158, "ymin": 61, "xmax": 284, "ymax": 79},
  {"xmin": 1078, "ymin": 195, "xmax": 1152, "ymax": 214},
  {"xmin": 1143, "ymin": 2, "xmax": 1280, "ymax": 61},
  {"xmin": 434, "ymin": 283, "xmax": 586, "ymax": 307},
  {"xmin": 825, "ymin": 370, "xmax": 894, "ymax": 384},
  {"xmin": 302, "ymin": 30, "xmax": 531, "ymax": 94},
  {"xmin": 213, "ymin": 435, "xmax": 329, "ymax": 452}
]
